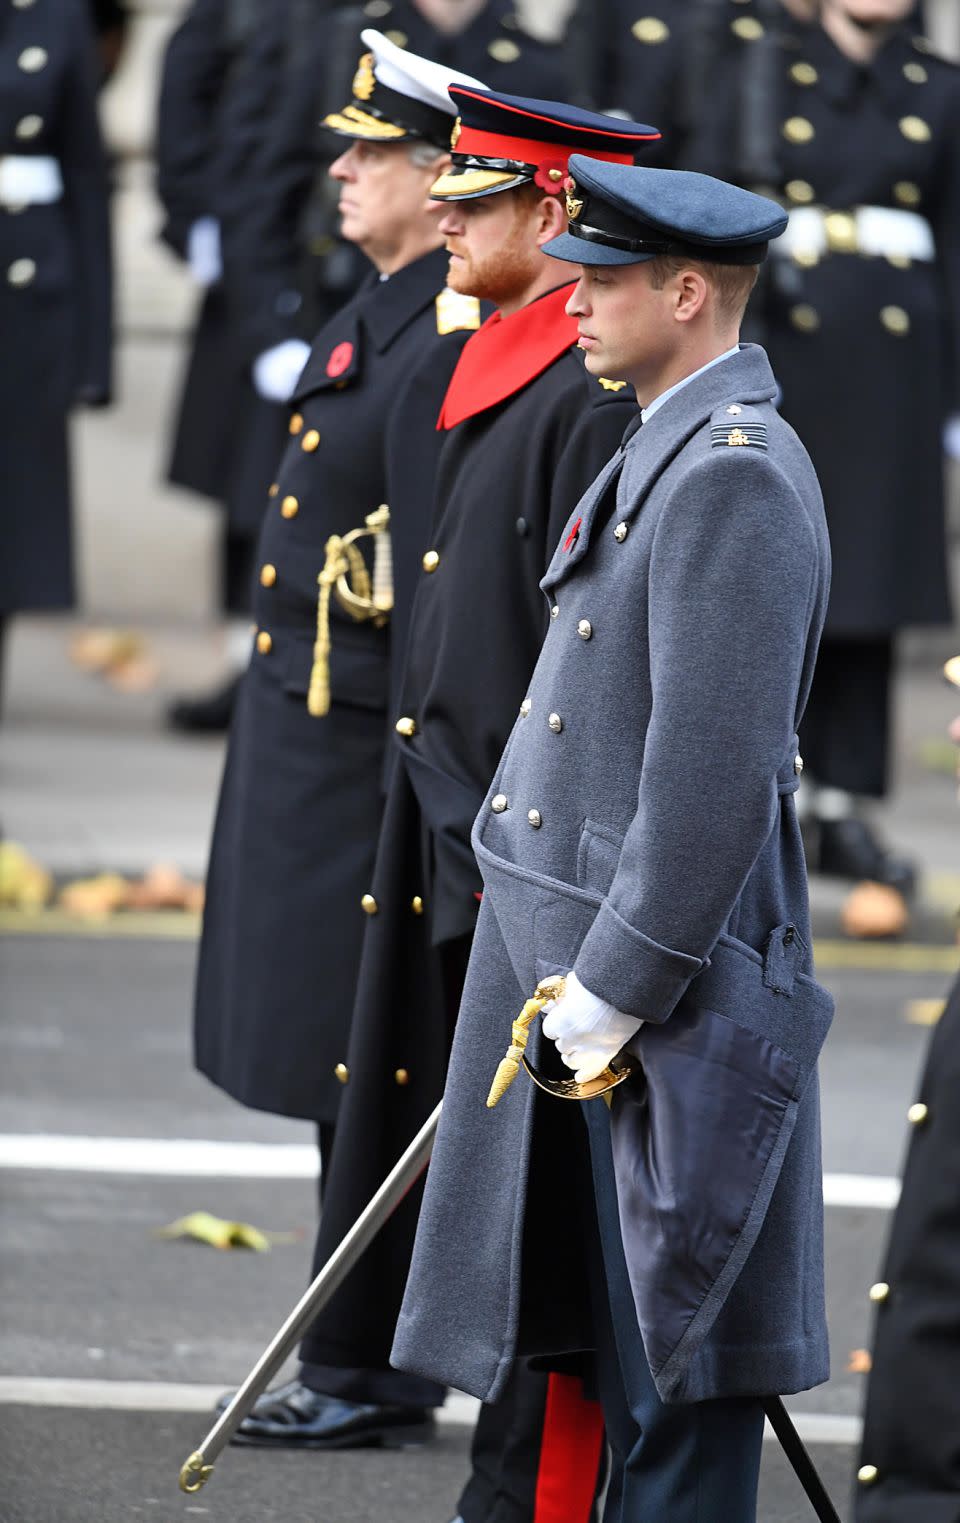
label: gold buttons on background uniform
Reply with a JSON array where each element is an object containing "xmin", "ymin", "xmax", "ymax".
[
  {"xmin": 301, "ymin": 429, "xmax": 320, "ymax": 452},
  {"xmin": 361, "ymin": 893, "xmax": 378, "ymax": 914},
  {"xmin": 790, "ymin": 305, "xmax": 820, "ymax": 333},
  {"xmin": 15, "ymin": 115, "xmax": 43, "ymax": 139},
  {"xmin": 858, "ymin": 1467, "xmax": 879, "ymax": 1487},
  {"xmin": 899, "ymin": 115, "xmax": 931, "ymax": 142},
  {"xmin": 7, "ymin": 258, "xmax": 35, "ymax": 286},
  {"xmin": 868, "ymin": 1282, "xmax": 890, "ymax": 1304},
  {"xmin": 256, "ymin": 630, "xmax": 273, "ymax": 654},
  {"xmin": 783, "ymin": 116, "xmax": 814, "ymax": 144},
  {"xmin": 894, "ymin": 180, "xmax": 922, "ymax": 207},
  {"xmin": 259, "ymin": 564, "xmax": 277, "ymax": 587},
  {"xmin": 411, "ymin": 895, "xmax": 424, "ymax": 915},
  {"xmin": 18, "ymin": 46, "xmax": 47, "ymax": 72},
  {"xmin": 488, "ymin": 37, "xmax": 520, "ymax": 62},
  {"xmin": 785, "ymin": 180, "xmax": 815, "ymax": 204},
  {"xmin": 491, "ymin": 794, "xmax": 508, "ymax": 813},
  {"xmin": 281, "ymin": 495, "xmax": 299, "ymax": 518},
  {"xmin": 395, "ymin": 716, "xmax": 417, "ymax": 737},
  {"xmin": 731, "ymin": 16, "xmax": 763, "ymax": 40},
  {"xmin": 335, "ymin": 1063, "xmax": 349, "ymax": 1084},
  {"xmin": 268, "ymin": 482, "xmax": 279, "ymax": 497},
  {"xmin": 881, "ymin": 305, "xmax": 910, "ymax": 336},
  {"xmin": 289, "ymin": 413, "xmax": 303, "ymax": 435},
  {"xmin": 395, "ymin": 1069, "xmax": 410, "ymax": 1085},
  {"xmin": 422, "ymin": 549, "xmax": 440, "ymax": 572},
  {"xmin": 903, "ymin": 62, "xmax": 927, "ymax": 83},
  {"xmin": 907, "ymin": 1101, "xmax": 929, "ymax": 1125},
  {"xmin": 632, "ymin": 16, "xmax": 668, "ymax": 43},
  {"xmin": 577, "ymin": 619, "xmax": 593, "ymax": 640},
  {"xmin": 790, "ymin": 62, "xmax": 818, "ymax": 86}
]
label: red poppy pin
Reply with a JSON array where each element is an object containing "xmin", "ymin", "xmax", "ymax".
[
  {"xmin": 534, "ymin": 158, "xmax": 569, "ymax": 194},
  {"xmin": 326, "ymin": 341, "xmax": 354, "ymax": 379},
  {"xmin": 564, "ymin": 516, "xmax": 582, "ymax": 552}
]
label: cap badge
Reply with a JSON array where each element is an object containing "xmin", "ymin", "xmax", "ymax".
[
  {"xmin": 565, "ymin": 180, "xmax": 584, "ymax": 221},
  {"xmin": 352, "ymin": 52, "xmax": 376, "ymax": 101},
  {"xmin": 451, "ymin": 116, "xmax": 462, "ymax": 148},
  {"xmin": 326, "ymin": 341, "xmax": 354, "ymax": 378}
]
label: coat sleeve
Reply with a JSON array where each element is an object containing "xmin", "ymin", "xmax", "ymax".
[
  {"xmin": 574, "ymin": 449, "xmax": 820, "ymax": 1023},
  {"xmin": 154, "ymin": 0, "xmax": 229, "ymax": 255},
  {"xmin": 62, "ymin": 0, "xmax": 113, "ymax": 403},
  {"xmin": 934, "ymin": 72, "xmax": 960, "ymax": 413}
]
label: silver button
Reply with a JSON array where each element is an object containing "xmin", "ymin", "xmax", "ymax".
[
  {"xmin": 18, "ymin": 45, "xmax": 48, "ymax": 72},
  {"xmin": 8, "ymin": 257, "xmax": 36, "ymax": 286},
  {"xmin": 519, "ymin": 698, "xmax": 532, "ymax": 717},
  {"xmin": 548, "ymin": 713, "xmax": 563, "ymax": 734},
  {"xmin": 527, "ymin": 808, "xmax": 542, "ymax": 829},
  {"xmin": 15, "ymin": 114, "xmax": 43, "ymax": 140},
  {"xmin": 550, "ymin": 604, "xmax": 559, "ymax": 619},
  {"xmin": 491, "ymin": 794, "xmax": 508, "ymax": 814},
  {"xmin": 794, "ymin": 754, "xmax": 804, "ymax": 775},
  {"xmin": 613, "ymin": 522, "xmax": 628, "ymax": 543},
  {"xmin": 577, "ymin": 619, "xmax": 593, "ymax": 641},
  {"xmin": 726, "ymin": 404, "xmax": 743, "ymax": 415}
]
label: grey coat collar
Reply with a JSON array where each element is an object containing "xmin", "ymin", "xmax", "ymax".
[{"xmin": 543, "ymin": 344, "xmax": 778, "ymax": 592}]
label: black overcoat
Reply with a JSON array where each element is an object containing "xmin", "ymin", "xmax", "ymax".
[
  {"xmin": 0, "ymin": 0, "xmax": 111, "ymax": 615},
  {"xmin": 193, "ymin": 248, "xmax": 477, "ymax": 1124},
  {"xmin": 297, "ymin": 326, "xmax": 635, "ymax": 1378}
]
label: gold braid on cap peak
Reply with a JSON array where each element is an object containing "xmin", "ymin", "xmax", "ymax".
[{"xmin": 486, "ymin": 975, "xmax": 567, "ymax": 1108}]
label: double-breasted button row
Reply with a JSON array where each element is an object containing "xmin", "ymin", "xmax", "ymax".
[
  {"xmin": 335, "ymin": 1062, "xmax": 412, "ymax": 1086},
  {"xmin": 790, "ymin": 305, "xmax": 911, "ymax": 336},
  {"xmin": 518, "ymin": 698, "xmax": 563, "ymax": 734},
  {"xmin": 256, "ymin": 630, "xmax": 272, "ymax": 654},
  {"xmin": 395, "ymin": 716, "xmax": 417, "ymax": 737},
  {"xmin": 7, "ymin": 258, "xmax": 35, "ymax": 287},
  {"xmin": 422, "ymin": 549, "xmax": 440, "ymax": 573},
  {"xmin": 362, "ymin": 891, "xmax": 423, "ymax": 915},
  {"xmin": 18, "ymin": 45, "xmax": 47, "ymax": 72},
  {"xmin": 15, "ymin": 115, "xmax": 43, "ymax": 140}
]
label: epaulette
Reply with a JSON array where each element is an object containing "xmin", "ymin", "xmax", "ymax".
[
  {"xmin": 435, "ymin": 289, "xmax": 482, "ymax": 335},
  {"xmin": 710, "ymin": 404, "xmax": 767, "ymax": 451}
]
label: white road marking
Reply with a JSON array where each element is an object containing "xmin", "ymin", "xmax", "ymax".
[
  {"xmin": 0, "ymin": 1134, "xmax": 904, "ymax": 1209},
  {"xmin": 0, "ymin": 1379, "xmax": 861, "ymax": 1445}
]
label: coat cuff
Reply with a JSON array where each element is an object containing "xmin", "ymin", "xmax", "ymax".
[{"xmin": 574, "ymin": 900, "xmax": 704, "ymax": 1024}]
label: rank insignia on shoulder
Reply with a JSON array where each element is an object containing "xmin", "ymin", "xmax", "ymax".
[
  {"xmin": 598, "ymin": 377, "xmax": 628, "ymax": 391},
  {"xmin": 710, "ymin": 421, "xmax": 767, "ymax": 451},
  {"xmin": 435, "ymin": 288, "xmax": 482, "ymax": 335}
]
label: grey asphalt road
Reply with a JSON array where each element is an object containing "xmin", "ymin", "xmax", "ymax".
[{"xmin": 1, "ymin": 928, "xmax": 951, "ymax": 1521}]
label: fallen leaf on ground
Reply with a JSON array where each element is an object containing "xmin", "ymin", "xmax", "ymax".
[
  {"xmin": 0, "ymin": 843, "xmax": 54, "ymax": 910},
  {"xmin": 847, "ymin": 1349, "xmax": 873, "ymax": 1374},
  {"xmin": 58, "ymin": 873, "xmax": 131, "ymax": 916},
  {"xmin": 155, "ymin": 1212, "xmax": 273, "ymax": 1253},
  {"xmin": 69, "ymin": 628, "xmax": 145, "ymax": 674}
]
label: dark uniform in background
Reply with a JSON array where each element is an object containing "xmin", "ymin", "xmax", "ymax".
[
  {"xmin": 0, "ymin": 0, "xmax": 112, "ymax": 659},
  {"xmin": 239, "ymin": 91, "xmax": 659, "ymax": 1523},
  {"xmin": 566, "ymin": 0, "xmax": 960, "ymax": 923}
]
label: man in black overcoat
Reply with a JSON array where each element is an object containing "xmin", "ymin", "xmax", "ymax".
[{"xmin": 235, "ymin": 87, "xmax": 660, "ymax": 1523}]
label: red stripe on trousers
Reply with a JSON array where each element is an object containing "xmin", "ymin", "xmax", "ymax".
[{"xmin": 533, "ymin": 1373, "xmax": 605, "ymax": 1523}]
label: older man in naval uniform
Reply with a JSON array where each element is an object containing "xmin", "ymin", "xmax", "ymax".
[{"xmin": 394, "ymin": 160, "xmax": 835, "ymax": 1523}]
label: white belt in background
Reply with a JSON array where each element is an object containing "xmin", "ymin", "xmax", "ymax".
[
  {"xmin": 774, "ymin": 204, "xmax": 935, "ymax": 263},
  {"xmin": 0, "ymin": 155, "xmax": 63, "ymax": 207}
]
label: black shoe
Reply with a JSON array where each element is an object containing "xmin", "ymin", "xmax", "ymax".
[
  {"xmin": 167, "ymin": 674, "xmax": 240, "ymax": 734},
  {"xmin": 813, "ymin": 816, "xmax": 917, "ymax": 900},
  {"xmin": 228, "ymin": 1378, "xmax": 435, "ymax": 1450}
]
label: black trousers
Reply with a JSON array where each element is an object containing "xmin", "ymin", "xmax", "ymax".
[
  {"xmin": 584, "ymin": 1099, "xmax": 765, "ymax": 1523},
  {"xmin": 800, "ymin": 634, "xmax": 893, "ymax": 799}
]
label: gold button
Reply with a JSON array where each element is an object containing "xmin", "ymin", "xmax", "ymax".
[
  {"xmin": 894, "ymin": 180, "xmax": 922, "ymax": 208},
  {"xmin": 256, "ymin": 630, "xmax": 273, "ymax": 654},
  {"xmin": 15, "ymin": 114, "xmax": 43, "ymax": 139},
  {"xmin": 614, "ymin": 522, "xmax": 628, "ymax": 542},
  {"xmin": 18, "ymin": 46, "xmax": 48, "ymax": 72},
  {"xmin": 259, "ymin": 563, "xmax": 277, "ymax": 588},
  {"xmin": 268, "ymin": 482, "xmax": 279, "ymax": 498},
  {"xmin": 824, "ymin": 211, "xmax": 857, "ymax": 254},
  {"xmin": 794, "ymin": 754, "xmax": 804, "ymax": 775},
  {"xmin": 577, "ymin": 619, "xmax": 593, "ymax": 640},
  {"xmin": 881, "ymin": 305, "xmax": 910, "ymax": 336},
  {"xmin": 904, "ymin": 61, "xmax": 927, "ymax": 84},
  {"xmin": 488, "ymin": 37, "xmax": 520, "ymax": 62},
  {"xmin": 491, "ymin": 794, "xmax": 508, "ymax": 813},
  {"xmin": 281, "ymin": 495, "xmax": 299, "ymax": 518},
  {"xmin": 887, "ymin": 254, "xmax": 912, "ymax": 270},
  {"xmin": 900, "ymin": 115, "xmax": 931, "ymax": 142},
  {"xmin": 289, "ymin": 412, "xmax": 304, "ymax": 435},
  {"xmin": 548, "ymin": 713, "xmax": 563, "ymax": 734},
  {"xmin": 520, "ymin": 698, "xmax": 532, "ymax": 717},
  {"xmin": 7, "ymin": 257, "xmax": 35, "ymax": 287},
  {"xmin": 731, "ymin": 16, "xmax": 763, "ymax": 40},
  {"xmin": 301, "ymin": 429, "xmax": 320, "ymax": 452},
  {"xmin": 794, "ymin": 249, "xmax": 820, "ymax": 269},
  {"xmin": 790, "ymin": 304, "xmax": 820, "ymax": 333},
  {"xmin": 785, "ymin": 179, "xmax": 815, "ymax": 204},
  {"xmin": 790, "ymin": 62, "xmax": 818, "ymax": 86},
  {"xmin": 395, "ymin": 1068, "xmax": 410, "ymax": 1085},
  {"xmin": 783, "ymin": 116, "xmax": 814, "ymax": 144},
  {"xmin": 384, "ymin": 29, "xmax": 407, "ymax": 46},
  {"xmin": 527, "ymin": 808, "xmax": 542, "ymax": 829},
  {"xmin": 361, "ymin": 893, "xmax": 378, "ymax": 915},
  {"xmin": 422, "ymin": 549, "xmax": 440, "ymax": 573},
  {"xmin": 908, "ymin": 1101, "xmax": 929, "ymax": 1125},
  {"xmin": 411, "ymin": 895, "xmax": 424, "ymax": 915},
  {"xmin": 632, "ymin": 17, "xmax": 669, "ymax": 44},
  {"xmin": 858, "ymin": 1466, "xmax": 879, "ymax": 1486},
  {"xmin": 869, "ymin": 1282, "xmax": 890, "ymax": 1304},
  {"xmin": 334, "ymin": 1063, "xmax": 349, "ymax": 1084},
  {"xmin": 395, "ymin": 716, "xmax": 417, "ymax": 737},
  {"xmin": 550, "ymin": 605, "xmax": 559, "ymax": 619}
]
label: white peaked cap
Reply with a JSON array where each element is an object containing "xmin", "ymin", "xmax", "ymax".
[{"xmin": 360, "ymin": 28, "xmax": 487, "ymax": 116}]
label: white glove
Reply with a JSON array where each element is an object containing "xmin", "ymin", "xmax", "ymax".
[
  {"xmin": 187, "ymin": 216, "xmax": 222, "ymax": 286},
  {"xmin": 541, "ymin": 970, "xmax": 643, "ymax": 1084},
  {"xmin": 252, "ymin": 339, "xmax": 311, "ymax": 403},
  {"xmin": 944, "ymin": 415, "xmax": 960, "ymax": 462}
]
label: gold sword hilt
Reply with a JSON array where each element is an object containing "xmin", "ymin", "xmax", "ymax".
[
  {"xmin": 486, "ymin": 973, "xmax": 641, "ymax": 1107},
  {"xmin": 179, "ymin": 1451, "xmax": 214, "ymax": 1494}
]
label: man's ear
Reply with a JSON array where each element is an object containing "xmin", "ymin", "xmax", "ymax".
[
  {"xmin": 674, "ymin": 268, "xmax": 709, "ymax": 324},
  {"xmin": 535, "ymin": 192, "xmax": 568, "ymax": 248}
]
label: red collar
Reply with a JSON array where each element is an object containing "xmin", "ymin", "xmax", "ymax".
[{"xmin": 437, "ymin": 283, "xmax": 579, "ymax": 431}]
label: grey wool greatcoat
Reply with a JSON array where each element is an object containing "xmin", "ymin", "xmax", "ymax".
[{"xmin": 393, "ymin": 344, "xmax": 835, "ymax": 1406}]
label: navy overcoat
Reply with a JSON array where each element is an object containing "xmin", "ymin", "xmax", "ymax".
[{"xmin": 394, "ymin": 344, "xmax": 835, "ymax": 1405}]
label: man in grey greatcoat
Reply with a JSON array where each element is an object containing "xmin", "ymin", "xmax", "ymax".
[{"xmin": 393, "ymin": 159, "xmax": 835, "ymax": 1521}]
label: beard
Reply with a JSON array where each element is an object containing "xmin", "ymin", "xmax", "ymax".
[{"xmin": 445, "ymin": 219, "xmax": 541, "ymax": 307}]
